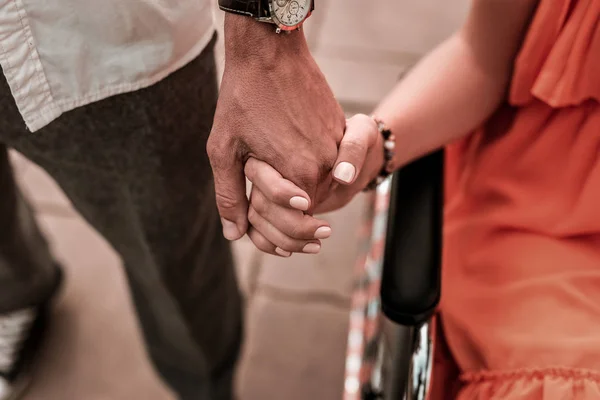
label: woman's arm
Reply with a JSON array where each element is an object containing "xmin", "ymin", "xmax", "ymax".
[
  {"xmin": 237, "ymin": 0, "xmax": 544, "ymax": 253},
  {"xmin": 377, "ymin": 0, "xmax": 539, "ymax": 168}
]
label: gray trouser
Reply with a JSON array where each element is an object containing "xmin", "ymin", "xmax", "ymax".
[{"xmin": 0, "ymin": 36, "xmax": 242, "ymax": 400}]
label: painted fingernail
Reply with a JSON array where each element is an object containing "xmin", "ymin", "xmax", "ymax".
[
  {"xmin": 221, "ymin": 218, "xmax": 240, "ymax": 241},
  {"xmin": 314, "ymin": 226, "xmax": 332, "ymax": 239},
  {"xmin": 275, "ymin": 247, "xmax": 292, "ymax": 258},
  {"xmin": 303, "ymin": 243, "xmax": 321, "ymax": 254},
  {"xmin": 290, "ymin": 196, "xmax": 309, "ymax": 211},
  {"xmin": 334, "ymin": 162, "xmax": 356, "ymax": 183}
]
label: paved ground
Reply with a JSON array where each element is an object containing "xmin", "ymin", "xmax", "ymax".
[{"xmin": 10, "ymin": 2, "xmax": 467, "ymax": 399}]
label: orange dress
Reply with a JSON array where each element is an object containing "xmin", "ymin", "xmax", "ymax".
[{"xmin": 434, "ymin": 0, "xmax": 600, "ymax": 398}]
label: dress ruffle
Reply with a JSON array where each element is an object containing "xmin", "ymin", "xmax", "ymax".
[
  {"xmin": 436, "ymin": 1, "xmax": 600, "ymax": 399},
  {"xmin": 458, "ymin": 368, "xmax": 600, "ymax": 399},
  {"xmin": 510, "ymin": 0, "xmax": 600, "ymax": 107}
]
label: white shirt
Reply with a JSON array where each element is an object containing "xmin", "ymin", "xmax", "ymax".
[{"xmin": 0, "ymin": 0, "xmax": 215, "ymax": 132}]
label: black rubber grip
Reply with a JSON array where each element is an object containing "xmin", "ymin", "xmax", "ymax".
[{"xmin": 380, "ymin": 150, "xmax": 444, "ymax": 327}]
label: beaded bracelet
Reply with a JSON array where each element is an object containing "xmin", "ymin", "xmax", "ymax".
[{"xmin": 364, "ymin": 116, "xmax": 395, "ymax": 191}]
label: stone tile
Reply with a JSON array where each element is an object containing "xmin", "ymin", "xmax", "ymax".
[
  {"xmin": 312, "ymin": 0, "xmax": 468, "ymax": 56},
  {"xmin": 23, "ymin": 214, "xmax": 174, "ymax": 400},
  {"xmin": 232, "ymin": 236, "xmax": 261, "ymax": 297},
  {"xmin": 315, "ymin": 54, "xmax": 412, "ymax": 113},
  {"xmin": 310, "ymin": 0, "xmax": 469, "ymax": 111},
  {"xmin": 304, "ymin": 0, "xmax": 332, "ymax": 49},
  {"xmin": 236, "ymin": 291, "xmax": 350, "ymax": 400},
  {"xmin": 256, "ymin": 194, "xmax": 367, "ymax": 301}
]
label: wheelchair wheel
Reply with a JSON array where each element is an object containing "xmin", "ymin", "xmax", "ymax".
[
  {"xmin": 342, "ymin": 181, "xmax": 390, "ymax": 400},
  {"xmin": 343, "ymin": 150, "xmax": 443, "ymax": 400}
]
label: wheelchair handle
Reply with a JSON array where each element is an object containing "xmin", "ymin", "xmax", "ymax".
[{"xmin": 380, "ymin": 150, "xmax": 444, "ymax": 327}]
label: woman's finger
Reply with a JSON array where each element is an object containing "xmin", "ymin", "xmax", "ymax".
[
  {"xmin": 333, "ymin": 114, "xmax": 379, "ymax": 185},
  {"xmin": 251, "ymin": 188, "xmax": 332, "ymax": 240},
  {"xmin": 247, "ymin": 228, "xmax": 284, "ymax": 257},
  {"xmin": 244, "ymin": 157, "xmax": 311, "ymax": 211},
  {"xmin": 248, "ymin": 205, "xmax": 322, "ymax": 254}
]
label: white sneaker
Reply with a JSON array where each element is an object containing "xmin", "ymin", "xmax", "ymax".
[
  {"xmin": 0, "ymin": 268, "xmax": 63, "ymax": 400},
  {"xmin": 0, "ymin": 308, "xmax": 37, "ymax": 400},
  {"xmin": 0, "ymin": 375, "xmax": 31, "ymax": 400},
  {"xmin": 0, "ymin": 377, "xmax": 10, "ymax": 400}
]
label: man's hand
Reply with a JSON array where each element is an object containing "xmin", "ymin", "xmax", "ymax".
[
  {"xmin": 240, "ymin": 114, "xmax": 384, "ymax": 257},
  {"xmin": 207, "ymin": 14, "xmax": 345, "ymax": 240}
]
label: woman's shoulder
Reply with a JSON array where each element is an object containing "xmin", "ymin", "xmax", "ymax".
[{"xmin": 510, "ymin": 0, "xmax": 600, "ymax": 108}]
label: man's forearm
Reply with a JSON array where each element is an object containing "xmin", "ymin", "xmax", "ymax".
[
  {"xmin": 209, "ymin": 11, "xmax": 345, "ymax": 237},
  {"xmin": 224, "ymin": 14, "xmax": 310, "ymax": 67}
]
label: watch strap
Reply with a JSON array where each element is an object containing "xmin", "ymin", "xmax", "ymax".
[
  {"xmin": 218, "ymin": 0, "xmax": 271, "ymax": 19},
  {"xmin": 218, "ymin": 0, "xmax": 315, "ymax": 20}
]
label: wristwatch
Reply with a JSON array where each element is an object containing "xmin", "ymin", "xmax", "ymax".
[{"xmin": 218, "ymin": 0, "xmax": 314, "ymax": 33}]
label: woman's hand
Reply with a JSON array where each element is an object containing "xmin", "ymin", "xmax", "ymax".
[
  {"xmin": 244, "ymin": 114, "xmax": 384, "ymax": 256},
  {"xmin": 244, "ymin": 158, "xmax": 333, "ymax": 257},
  {"xmin": 315, "ymin": 114, "xmax": 384, "ymax": 213}
]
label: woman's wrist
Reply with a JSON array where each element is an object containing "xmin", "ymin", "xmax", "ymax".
[
  {"xmin": 364, "ymin": 115, "xmax": 396, "ymax": 191},
  {"xmin": 371, "ymin": 109, "xmax": 423, "ymax": 174}
]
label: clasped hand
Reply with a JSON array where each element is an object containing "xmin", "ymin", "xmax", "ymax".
[
  {"xmin": 207, "ymin": 19, "xmax": 383, "ymax": 255},
  {"xmin": 244, "ymin": 114, "xmax": 384, "ymax": 257}
]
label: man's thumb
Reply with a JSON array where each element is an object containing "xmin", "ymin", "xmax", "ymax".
[{"xmin": 212, "ymin": 159, "xmax": 249, "ymax": 241}]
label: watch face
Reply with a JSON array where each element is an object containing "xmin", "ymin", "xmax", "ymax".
[{"xmin": 271, "ymin": 0, "xmax": 311, "ymax": 28}]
